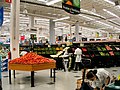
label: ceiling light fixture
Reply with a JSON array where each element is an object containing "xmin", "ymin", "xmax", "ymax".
[
  {"xmin": 103, "ymin": 9, "xmax": 120, "ymax": 18},
  {"xmin": 96, "ymin": 21, "xmax": 112, "ymax": 27},
  {"xmin": 54, "ymin": 26, "xmax": 65, "ymax": 29},
  {"xmin": 109, "ymin": 20, "xmax": 120, "ymax": 26},
  {"xmin": 81, "ymin": 9, "xmax": 105, "ymax": 19},
  {"xmin": 53, "ymin": 16, "xmax": 70, "ymax": 22},
  {"xmin": 46, "ymin": 0, "xmax": 61, "ymax": 5},
  {"xmin": 104, "ymin": 0, "xmax": 115, "ymax": 5},
  {"xmin": 37, "ymin": 0, "xmax": 48, "ymax": 2},
  {"xmin": 79, "ymin": 14, "xmax": 95, "ymax": 20}
]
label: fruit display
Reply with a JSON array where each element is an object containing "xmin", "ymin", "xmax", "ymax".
[
  {"xmin": 101, "ymin": 47, "xmax": 106, "ymax": 51},
  {"xmin": 97, "ymin": 47, "xmax": 102, "ymax": 51},
  {"xmin": 31, "ymin": 46, "xmax": 63, "ymax": 56},
  {"xmin": 105, "ymin": 45, "xmax": 112, "ymax": 50},
  {"xmin": 105, "ymin": 45, "xmax": 114, "ymax": 56},
  {"xmin": 9, "ymin": 52, "xmax": 56, "ymax": 65},
  {"xmin": 81, "ymin": 47, "xmax": 87, "ymax": 52}
]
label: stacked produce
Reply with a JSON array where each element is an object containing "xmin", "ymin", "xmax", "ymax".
[
  {"xmin": 105, "ymin": 45, "xmax": 114, "ymax": 56},
  {"xmin": 9, "ymin": 52, "xmax": 56, "ymax": 65}
]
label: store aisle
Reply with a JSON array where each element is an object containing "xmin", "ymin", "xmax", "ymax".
[
  {"xmin": 2, "ymin": 67, "xmax": 120, "ymax": 90},
  {"xmin": 2, "ymin": 70, "xmax": 82, "ymax": 90}
]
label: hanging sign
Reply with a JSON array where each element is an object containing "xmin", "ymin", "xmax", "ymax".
[
  {"xmin": 5, "ymin": 0, "xmax": 12, "ymax": 3},
  {"xmin": 62, "ymin": 0, "xmax": 80, "ymax": 14},
  {"xmin": 0, "ymin": 7, "xmax": 3, "ymax": 27}
]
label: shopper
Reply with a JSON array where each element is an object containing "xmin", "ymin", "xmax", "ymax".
[
  {"xmin": 74, "ymin": 47, "xmax": 83, "ymax": 71},
  {"xmin": 86, "ymin": 68, "xmax": 111, "ymax": 90}
]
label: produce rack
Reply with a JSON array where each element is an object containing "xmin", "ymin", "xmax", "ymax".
[
  {"xmin": 73, "ymin": 41, "xmax": 120, "ymax": 68},
  {"xmin": 20, "ymin": 44, "xmax": 66, "ymax": 58},
  {"xmin": 8, "ymin": 62, "xmax": 56, "ymax": 87}
]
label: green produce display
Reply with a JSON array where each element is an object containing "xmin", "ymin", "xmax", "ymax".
[
  {"xmin": 22, "ymin": 45, "xmax": 65, "ymax": 57},
  {"xmin": 97, "ymin": 47, "xmax": 102, "ymax": 51},
  {"xmin": 114, "ymin": 52, "xmax": 120, "ymax": 56},
  {"xmin": 101, "ymin": 47, "xmax": 106, "ymax": 51}
]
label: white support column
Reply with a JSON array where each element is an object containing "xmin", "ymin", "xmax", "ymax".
[
  {"xmin": 75, "ymin": 22, "xmax": 79, "ymax": 42},
  {"xmin": 107, "ymin": 32, "xmax": 110, "ymax": 39},
  {"xmin": 49, "ymin": 19, "xmax": 55, "ymax": 44},
  {"xmin": 29, "ymin": 16, "xmax": 34, "ymax": 29},
  {"xmin": 69, "ymin": 24, "xmax": 72, "ymax": 39},
  {"xmin": 10, "ymin": 0, "xmax": 20, "ymax": 59},
  {"xmin": 37, "ymin": 28, "xmax": 40, "ymax": 43}
]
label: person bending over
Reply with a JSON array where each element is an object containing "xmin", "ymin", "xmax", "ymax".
[{"xmin": 86, "ymin": 68, "xmax": 111, "ymax": 90}]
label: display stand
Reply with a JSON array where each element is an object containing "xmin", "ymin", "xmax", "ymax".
[{"xmin": 8, "ymin": 62, "xmax": 56, "ymax": 87}]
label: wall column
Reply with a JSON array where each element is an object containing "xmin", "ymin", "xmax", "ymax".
[
  {"xmin": 49, "ymin": 19, "xmax": 55, "ymax": 44},
  {"xmin": 10, "ymin": 0, "xmax": 20, "ymax": 59},
  {"xmin": 29, "ymin": 16, "xmax": 34, "ymax": 29},
  {"xmin": 75, "ymin": 22, "xmax": 79, "ymax": 42}
]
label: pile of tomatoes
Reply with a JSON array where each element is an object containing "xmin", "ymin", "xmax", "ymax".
[{"xmin": 9, "ymin": 52, "xmax": 55, "ymax": 65}]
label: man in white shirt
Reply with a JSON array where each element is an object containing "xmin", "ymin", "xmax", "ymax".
[{"xmin": 74, "ymin": 47, "xmax": 83, "ymax": 71}]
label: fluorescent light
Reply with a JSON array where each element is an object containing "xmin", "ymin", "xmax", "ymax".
[
  {"xmin": 114, "ymin": 27, "xmax": 120, "ymax": 30},
  {"xmin": 103, "ymin": 9, "xmax": 120, "ymax": 18},
  {"xmin": 37, "ymin": 0, "xmax": 48, "ymax": 2},
  {"xmin": 46, "ymin": 0, "xmax": 61, "ymax": 5},
  {"xmin": 81, "ymin": 9, "xmax": 106, "ymax": 19},
  {"xmin": 53, "ymin": 16, "xmax": 70, "ymax": 22},
  {"xmin": 80, "ymin": 9, "xmax": 89, "ymax": 12},
  {"xmin": 104, "ymin": 0, "xmax": 115, "ymax": 5},
  {"xmin": 54, "ymin": 26, "xmax": 65, "ymax": 29},
  {"xmin": 96, "ymin": 21, "xmax": 112, "ymax": 27},
  {"xmin": 109, "ymin": 20, "xmax": 120, "ymax": 25},
  {"xmin": 79, "ymin": 14, "xmax": 94, "ymax": 20}
]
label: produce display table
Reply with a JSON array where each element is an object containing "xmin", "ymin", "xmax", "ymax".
[{"xmin": 8, "ymin": 62, "xmax": 56, "ymax": 87}]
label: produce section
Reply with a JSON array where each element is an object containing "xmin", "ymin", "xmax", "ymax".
[
  {"xmin": 2, "ymin": 0, "xmax": 120, "ymax": 90},
  {"xmin": 20, "ymin": 44, "xmax": 65, "ymax": 58},
  {"xmin": 73, "ymin": 41, "xmax": 120, "ymax": 68}
]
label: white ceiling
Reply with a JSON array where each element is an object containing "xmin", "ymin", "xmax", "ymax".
[{"xmin": 1, "ymin": 0, "xmax": 120, "ymax": 38}]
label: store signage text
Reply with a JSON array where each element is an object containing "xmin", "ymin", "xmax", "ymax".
[{"xmin": 62, "ymin": 0, "xmax": 80, "ymax": 15}]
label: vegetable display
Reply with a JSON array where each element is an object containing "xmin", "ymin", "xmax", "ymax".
[{"xmin": 9, "ymin": 52, "xmax": 56, "ymax": 64}]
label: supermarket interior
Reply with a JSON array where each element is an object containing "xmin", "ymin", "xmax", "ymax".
[{"xmin": 1, "ymin": 0, "xmax": 120, "ymax": 90}]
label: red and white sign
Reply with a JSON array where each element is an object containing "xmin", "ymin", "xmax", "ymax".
[
  {"xmin": 21, "ymin": 36, "xmax": 25, "ymax": 41},
  {"xmin": 5, "ymin": 0, "xmax": 12, "ymax": 3}
]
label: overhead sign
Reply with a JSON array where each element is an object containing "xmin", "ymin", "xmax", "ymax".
[
  {"xmin": 5, "ymin": 0, "xmax": 12, "ymax": 3},
  {"xmin": 62, "ymin": 0, "xmax": 80, "ymax": 14},
  {"xmin": 0, "ymin": 7, "xmax": 3, "ymax": 26}
]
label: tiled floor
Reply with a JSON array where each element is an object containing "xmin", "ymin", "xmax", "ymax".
[{"xmin": 1, "ymin": 67, "xmax": 120, "ymax": 90}]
